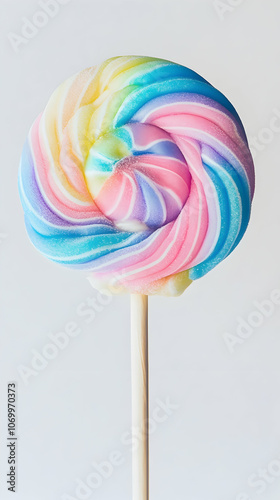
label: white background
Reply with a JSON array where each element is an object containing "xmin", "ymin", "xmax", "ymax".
[{"xmin": 1, "ymin": 0, "xmax": 280, "ymax": 499}]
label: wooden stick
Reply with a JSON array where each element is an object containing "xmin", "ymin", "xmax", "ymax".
[{"xmin": 131, "ymin": 294, "xmax": 149, "ymax": 500}]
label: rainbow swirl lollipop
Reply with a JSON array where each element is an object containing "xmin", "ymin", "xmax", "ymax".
[{"xmin": 18, "ymin": 56, "xmax": 255, "ymax": 295}]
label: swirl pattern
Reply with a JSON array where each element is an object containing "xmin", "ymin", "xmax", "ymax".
[{"xmin": 18, "ymin": 56, "xmax": 255, "ymax": 295}]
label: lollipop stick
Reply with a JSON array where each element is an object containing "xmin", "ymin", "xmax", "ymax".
[{"xmin": 131, "ymin": 294, "xmax": 149, "ymax": 500}]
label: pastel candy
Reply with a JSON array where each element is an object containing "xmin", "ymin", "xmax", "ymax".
[{"xmin": 18, "ymin": 56, "xmax": 255, "ymax": 296}]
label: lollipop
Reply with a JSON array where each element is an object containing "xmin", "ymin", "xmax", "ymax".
[{"xmin": 18, "ymin": 56, "xmax": 254, "ymax": 500}]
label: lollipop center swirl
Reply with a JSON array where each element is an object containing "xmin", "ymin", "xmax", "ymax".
[{"xmin": 84, "ymin": 122, "xmax": 191, "ymax": 231}]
